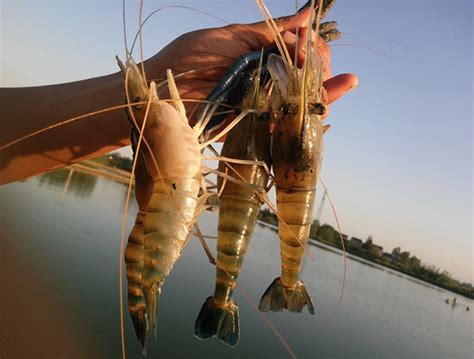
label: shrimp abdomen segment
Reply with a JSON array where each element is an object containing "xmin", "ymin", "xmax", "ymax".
[
  {"xmin": 276, "ymin": 188, "xmax": 315, "ymax": 287},
  {"xmin": 214, "ymin": 187, "xmax": 261, "ymax": 305},
  {"xmin": 142, "ymin": 178, "xmax": 200, "ymax": 284},
  {"xmin": 140, "ymin": 177, "xmax": 200, "ymax": 333}
]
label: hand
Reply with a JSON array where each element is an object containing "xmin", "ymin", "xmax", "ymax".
[{"xmin": 144, "ymin": 6, "xmax": 358, "ymax": 117}]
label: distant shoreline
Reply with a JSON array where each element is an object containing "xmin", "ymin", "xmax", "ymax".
[
  {"xmin": 256, "ymin": 219, "xmax": 474, "ymax": 300},
  {"xmin": 308, "ymin": 236, "xmax": 472, "ymax": 301}
]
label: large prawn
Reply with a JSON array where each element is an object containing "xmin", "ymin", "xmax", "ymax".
[
  {"xmin": 194, "ymin": 0, "xmax": 341, "ymax": 344},
  {"xmin": 117, "ymin": 57, "xmax": 206, "ymax": 351},
  {"xmin": 194, "ymin": 61, "xmax": 272, "ymax": 347},
  {"xmin": 257, "ymin": 0, "xmax": 330, "ymax": 314}
]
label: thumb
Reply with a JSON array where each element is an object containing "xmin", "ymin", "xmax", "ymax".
[{"xmin": 243, "ymin": 6, "xmax": 312, "ymax": 48}]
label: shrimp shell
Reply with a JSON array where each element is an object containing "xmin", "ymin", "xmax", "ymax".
[
  {"xmin": 194, "ymin": 77, "xmax": 271, "ymax": 347},
  {"xmin": 258, "ymin": 0, "xmax": 328, "ymax": 315},
  {"xmin": 119, "ymin": 58, "xmax": 202, "ymax": 350}
]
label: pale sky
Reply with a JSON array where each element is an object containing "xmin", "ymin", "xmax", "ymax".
[{"xmin": 1, "ymin": 0, "xmax": 472, "ymax": 282}]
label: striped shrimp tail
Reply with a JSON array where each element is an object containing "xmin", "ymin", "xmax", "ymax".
[
  {"xmin": 194, "ymin": 297, "xmax": 240, "ymax": 347},
  {"xmin": 259, "ymin": 277, "xmax": 315, "ymax": 315},
  {"xmin": 125, "ymin": 218, "xmax": 148, "ymax": 350}
]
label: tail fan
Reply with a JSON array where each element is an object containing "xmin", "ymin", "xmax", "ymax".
[
  {"xmin": 259, "ymin": 277, "xmax": 315, "ymax": 315},
  {"xmin": 194, "ymin": 296, "xmax": 240, "ymax": 347}
]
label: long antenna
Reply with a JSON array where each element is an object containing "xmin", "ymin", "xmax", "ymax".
[{"xmin": 314, "ymin": 188, "xmax": 327, "ymax": 226}]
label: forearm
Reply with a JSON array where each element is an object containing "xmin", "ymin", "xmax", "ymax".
[{"xmin": 0, "ymin": 70, "xmax": 132, "ymax": 184}]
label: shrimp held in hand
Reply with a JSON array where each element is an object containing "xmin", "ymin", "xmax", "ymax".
[
  {"xmin": 194, "ymin": 67, "xmax": 272, "ymax": 347},
  {"xmin": 118, "ymin": 58, "xmax": 203, "ymax": 351},
  {"xmin": 258, "ymin": 0, "xmax": 328, "ymax": 315}
]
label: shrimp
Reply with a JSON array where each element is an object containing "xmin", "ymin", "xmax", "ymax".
[
  {"xmin": 194, "ymin": 64, "xmax": 272, "ymax": 347},
  {"xmin": 257, "ymin": 0, "xmax": 329, "ymax": 314},
  {"xmin": 117, "ymin": 57, "xmax": 206, "ymax": 350}
]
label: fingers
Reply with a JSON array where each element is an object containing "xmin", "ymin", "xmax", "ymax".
[
  {"xmin": 322, "ymin": 73, "xmax": 358, "ymax": 119},
  {"xmin": 281, "ymin": 31, "xmax": 302, "ymax": 63},
  {"xmin": 273, "ymin": 6, "xmax": 312, "ymax": 33},
  {"xmin": 324, "ymin": 73, "xmax": 359, "ymax": 104},
  {"xmin": 245, "ymin": 6, "xmax": 312, "ymax": 48},
  {"xmin": 240, "ymin": 5, "xmax": 332, "ymax": 78}
]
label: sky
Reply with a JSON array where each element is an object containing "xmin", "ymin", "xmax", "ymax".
[{"xmin": 0, "ymin": 0, "xmax": 472, "ymax": 283}]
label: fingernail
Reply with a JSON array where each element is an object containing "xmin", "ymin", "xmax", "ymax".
[{"xmin": 349, "ymin": 77, "xmax": 359, "ymax": 91}]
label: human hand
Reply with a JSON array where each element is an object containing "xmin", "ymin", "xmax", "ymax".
[{"xmin": 144, "ymin": 6, "xmax": 358, "ymax": 125}]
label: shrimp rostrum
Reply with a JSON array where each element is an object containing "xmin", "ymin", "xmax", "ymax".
[{"xmin": 258, "ymin": 0, "xmax": 330, "ymax": 315}]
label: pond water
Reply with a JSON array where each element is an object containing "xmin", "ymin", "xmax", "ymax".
[{"xmin": 0, "ymin": 170, "xmax": 472, "ymax": 358}]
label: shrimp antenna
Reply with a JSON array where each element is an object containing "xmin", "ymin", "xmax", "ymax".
[
  {"xmin": 129, "ymin": 6, "xmax": 233, "ymax": 55},
  {"xmin": 294, "ymin": 0, "xmax": 300, "ymax": 66},
  {"xmin": 256, "ymin": 0, "xmax": 293, "ymax": 68},
  {"xmin": 319, "ymin": 178, "xmax": 347, "ymax": 319},
  {"xmin": 343, "ymin": 32, "xmax": 408, "ymax": 49},
  {"xmin": 138, "ymin": 0, "xmax": 147, "ymax": 82},
  {"xmin": 330, "ymin": 43, "xmax": 393, "ymax": 61},
  {"xmin": 122, "ymin": 0, "xmax": 130, "ymax": 59}
]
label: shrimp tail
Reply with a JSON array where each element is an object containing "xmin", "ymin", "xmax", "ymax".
[
  {"xmin": 124, "ymin": 216, "xmax": 149, "ymax": 350},
  {"xmin": 194, "ymin": 296, "xmax": 240, "ymax": 347},
  {"xmin": 259, "ymin": 277, "xmax": 315, "ymax": 315},
  {"xmin": 129, "ymin": 308, "xmax": 148, "ymax": 354}
]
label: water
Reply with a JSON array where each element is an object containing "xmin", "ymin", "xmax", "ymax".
[{"xmin": 0, "ymin": 171, "xmax": 472, "ymax": 358}]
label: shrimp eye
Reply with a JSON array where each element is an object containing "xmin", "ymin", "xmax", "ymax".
[
  {"xmin": 310, "ymin": 103, "xmax": 326, "ymax": 115},
  {"xmin": 282, "ymin": 104, "xmax": 292, "ymax": 116}
]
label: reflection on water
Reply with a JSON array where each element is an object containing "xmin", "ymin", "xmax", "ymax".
[
  {"xmin": 37, "ymin": 168, "xmax": 98, "ymax": 198},
  {"xmin": 0, "ymin": 174, "xmax": 472, "ymax": 359}
]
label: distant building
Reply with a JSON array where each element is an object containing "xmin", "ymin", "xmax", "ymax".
[
  {"xmin": 383, "ymin": 252, "xmax": 400, "ymax": 264},
  {"xmin": 373, "ymin": 245, "xmax": 383, "ymax": 256},
  {"xmin": 350, "ymin": 237, "xmax": 363, "ymax": 249}
]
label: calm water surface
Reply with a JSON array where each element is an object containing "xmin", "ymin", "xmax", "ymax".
[{"xmin": 0, "ymin": 171, "xmax": 472, "ymax": 358}]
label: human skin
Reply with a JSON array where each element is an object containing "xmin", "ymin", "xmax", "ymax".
[{"xmin": 0, "ymin": 7, "xmax": 358, "ymax": 185}]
